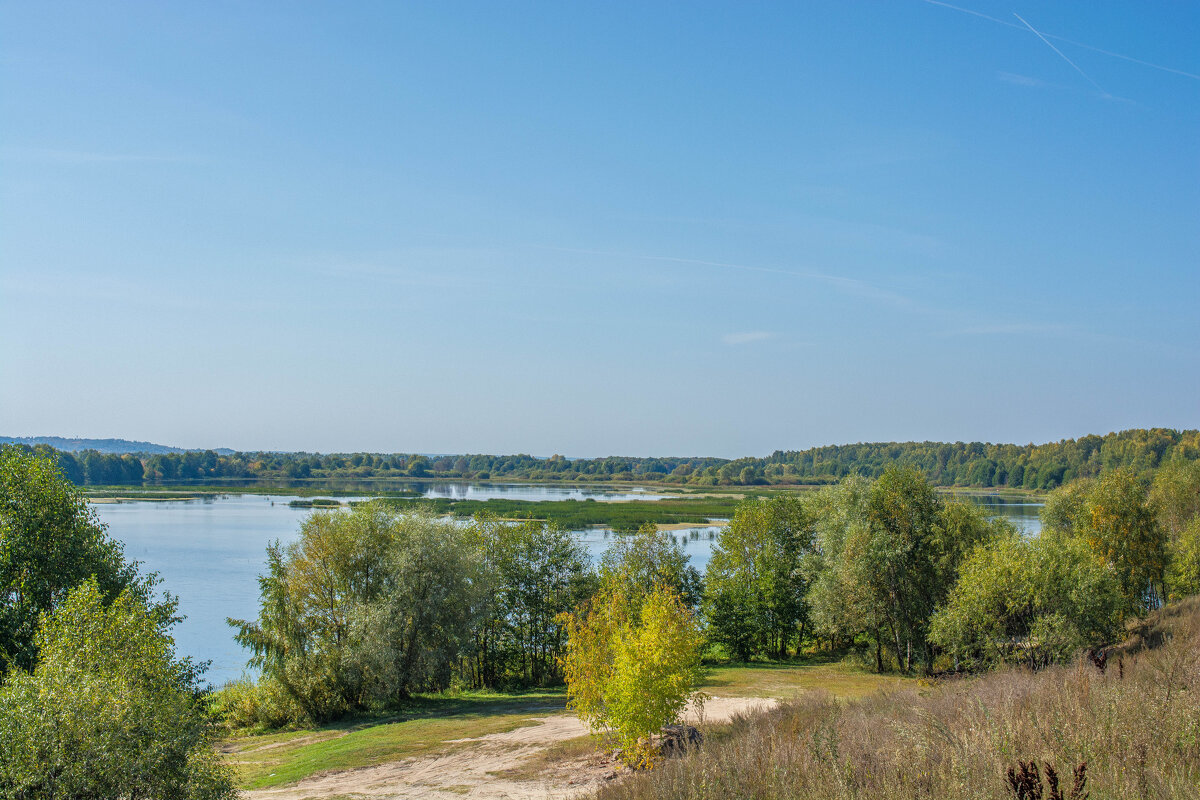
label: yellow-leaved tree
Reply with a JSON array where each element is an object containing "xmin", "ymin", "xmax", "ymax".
[{"xmin": 561, "ymin": 582, "xmax": 704, "ymax": 768}]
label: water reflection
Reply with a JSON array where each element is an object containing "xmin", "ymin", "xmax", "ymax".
[
  {"xmin": 949, "ymin": 493, "xmax": 1043, "ymax": 535},
  {"xmin": 140, "ymin": 477, "xmax": 665, "ymax": 502},
  {"xmin": 418, "ymin": 482, "xmax": 665, "ymax": 501}
]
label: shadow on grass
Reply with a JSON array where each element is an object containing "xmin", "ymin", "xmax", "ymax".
[
  {"xmin": 699, "ymin": 653, "xmax": 911, "ymax": 699},
  {"xmin": 227, "ymin": 687, "xmax": 573, "ymax": 790},
  {"xmin": 302, "ymin": 687, "xmax": 570, "ymax": 737}
]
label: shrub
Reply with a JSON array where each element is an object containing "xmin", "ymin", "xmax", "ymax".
[
  {"xmin": 562, "ymin": 585, "xmax": 705, "ymax": 767},
  {"xmin": 210, "ymin": 675, "xmax": 307, "ymax": 731},
  {"xmin": 929, "ymin": 531, "xmax": 1123, "ymax": 669},
  {"xmin": 0, "ymin": 581, "xmax": 235, "ymax": 799}
]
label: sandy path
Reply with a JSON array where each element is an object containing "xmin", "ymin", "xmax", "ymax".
[{"xmin": 243, "ymin": 696, "xmax": 776, "ymax": 800}]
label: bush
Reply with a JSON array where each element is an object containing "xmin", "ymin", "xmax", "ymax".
[
  {"xmin": 0, "ymin": 581, "xmax": 236, "ymax": 799},
  {"xmin": 563, "ymin": 585, "xmax": 705, "ymax": 767},
  {"xmin": 929, "ymin": 531, "xmax": 1123, "ymax": 669},
  {"xmin": 210, "ymin": 675, "xmax": 307, "ymax": 731}
]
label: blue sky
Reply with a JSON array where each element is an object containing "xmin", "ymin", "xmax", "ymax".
[{"xmin": 2, "ymin": 1, "xmax": 1197, "ymax": 457}]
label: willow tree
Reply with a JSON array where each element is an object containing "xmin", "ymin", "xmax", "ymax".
[
  {"xmin": 229, "ymin": 506, "xmax": 484, "ymax": 721},
  {"xmin": 1043, "ymin": 470, "xmax": 1167, "ymax": 613}
]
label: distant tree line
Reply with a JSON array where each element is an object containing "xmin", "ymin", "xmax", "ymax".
[
  {"xmin": 758, "ymin": 427, "xmax": 1199, "ymax": 490},
  {"xmin": 13, "ymin": 427, "xmax": 1200, "ymax": 490}
]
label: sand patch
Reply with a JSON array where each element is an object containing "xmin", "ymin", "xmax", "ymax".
[
  {"xmin": 242, "ymin": 695, "xmax": 776, "ymax": 800},
  {"xmin": 652, "ymin": 521, "xmax": 728, "ymax": 532}
]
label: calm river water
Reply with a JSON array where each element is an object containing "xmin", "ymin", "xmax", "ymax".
[{"xmin": 92, "ymin": 485, "xmax": 1041, "ymax": 685}]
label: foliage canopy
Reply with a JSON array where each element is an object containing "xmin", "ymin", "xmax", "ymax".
[
  {"xmin": 0, "ymin": 580, "xmax": 235, "ymax": 799},
  {"xmin": 0, "ymin": 445, "xmax": 166, "ymax": 675}
]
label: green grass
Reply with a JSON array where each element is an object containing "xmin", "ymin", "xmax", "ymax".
[
  {"xmin": 223, "ymin": 689, "xmax": 567, "ymax": 790},
  {"xmin": 701, "ymin": 656, "xmax": 914, "ymax": 700},
  {"xmin": 287, "ymin": 497, "xmax": 344, "ymax": 508}
]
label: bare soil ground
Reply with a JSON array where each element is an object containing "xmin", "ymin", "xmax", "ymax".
[{"xmin": 242, "ymin": 696, "xmax": 775, "ymax": 800}]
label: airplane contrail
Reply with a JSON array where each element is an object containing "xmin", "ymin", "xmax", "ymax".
[
  {"xmin": 920, "ymin": 0, "xmax": 1200, "ymax": 82},
  {"xmin": 1013, "ymin": 12, "xmax": 1108, "ymax": 95}
]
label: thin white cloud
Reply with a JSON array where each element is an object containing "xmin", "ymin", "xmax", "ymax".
[
  {"xmin": 0, "ymin": 147, "xmax": 190, "ymax": 164},
  {"xmin": 948, "ymin": 322, "xmax": 1072, "ymax": 336},
  {"xmin": 997, "ymin": 71, "xmax": 1051, "ymax": 88},
  {"xmin": 722, "ymin": 331, "xmax": 775, "ymax": 346},
  {"xmin": 536, "ymin": 245, "xmax": 917, "ymax": 310}
]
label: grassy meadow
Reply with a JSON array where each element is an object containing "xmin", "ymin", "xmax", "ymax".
[
  {"xmin": 597, "ymin": 597, "xmax": 1200, "ymax": 800},
  {"xmin": 223, "ymin": 689, "xmax": 568, "ymax": 789}
]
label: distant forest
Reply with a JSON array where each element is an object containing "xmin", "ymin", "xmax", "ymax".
[{"xmin": 11, "ymin": 428, "xmax": 1198, "ymax": 491}]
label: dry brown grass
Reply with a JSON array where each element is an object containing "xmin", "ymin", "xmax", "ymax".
[{"xmin": 598, "ymin": 597, "xmax": 1200, "ymax": 800}]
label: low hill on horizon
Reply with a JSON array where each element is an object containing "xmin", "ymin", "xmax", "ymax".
[{"xmin": 0, "ymin": 435, "xmax": 234, "ymax": 456}]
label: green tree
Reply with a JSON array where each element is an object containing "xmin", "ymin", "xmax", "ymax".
[
  {"xmin": 229, "ymin": 506, "xmax": 391, "ymax": 720},
  {"xmin": 0, "ymin": 446, "xmax": 161, "ymax": 676},
  {"xmin": 465, "ymin": 515, "xmax": 594, "ymax": 689},
  {"xmin": 0, "ymin": 580, "xmax": 236, "ymax": 799},
  {"xmin": 703, "ymin": 495, "xmax": 812, "ymax": 660},
  {"xmin": 930, "ymin": 530, "xmax": 1123, "ymax": 669},
  {"xmin": 1150, "ymin": 461, "xmax": 1200, "ymax": 600},
  {"xmin": 229, "ymin": 506, "xmax": 484, "ymax": 720},
  {"xmin": 598, "ymin": 523, "xmax": 702, "ymax": 612},
  {"xmin": 804, "ymin": 478, "xmax": 883, "ymax": 661},
  {"xmin": 1044, "ymin": 471, "xmax": 1167, "ymax": 612},
  {"xmin": 803, "ymin": 472, "xmax": 1000, "ymax": 672},
  {"xmin": 562, "ymin": 585, "xmax": 704, "ymax": 768},
  {"xmin": 1149, "ymin": 460, "xmax": 1200, "ymax": 540},
  {"xmin": 1166, "ymin": 517, "xmax": 1200, "ymax": 600},
  {"xmin": 350, "ymin": 512, "xmax": 483, "ymax": 702},
  {"xmin": 1085, "ymin": 470, "xmax": 1166, "ymax": 611},
  {"xmin": 859, "ymin": 468, "xmax": 948, "ymax": 672}
]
